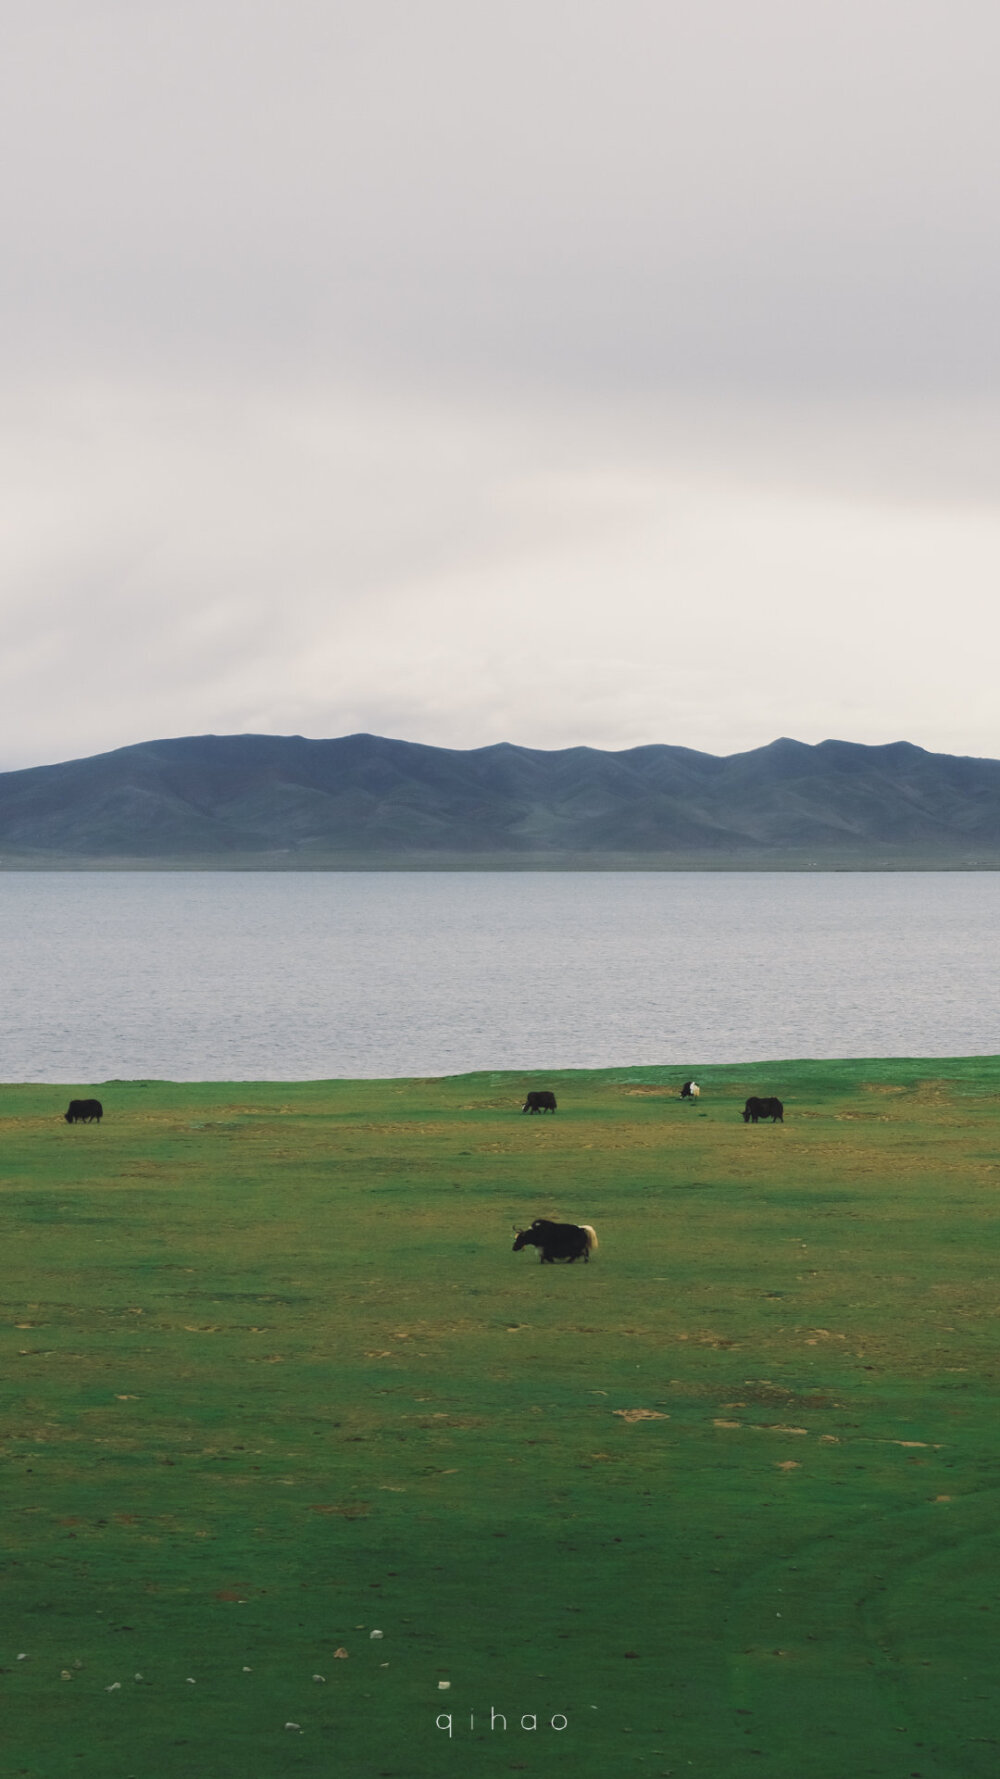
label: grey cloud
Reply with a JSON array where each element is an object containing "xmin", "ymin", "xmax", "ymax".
[
  {"xmin": 2, "ymin": 372, "xmax": 999, "ymax": 769},
  {"xmin": 2, "ymin": 2, "xmax": 1000, "ymax": 770},
  {"xmin": 2, "ymin": 0, "xmax": 999, "ymax": 390}
]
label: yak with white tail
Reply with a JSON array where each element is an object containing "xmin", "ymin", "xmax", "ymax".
[{"xmin": 512, "ymin": 1220, "xmax": 598, "ymax": 1264}]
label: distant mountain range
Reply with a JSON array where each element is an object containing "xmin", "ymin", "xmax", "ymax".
[{"xmin": 1, "ymin": 731, "xmax": 999, "ymax": 868}]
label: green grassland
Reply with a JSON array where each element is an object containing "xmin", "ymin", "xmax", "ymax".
[{"xmin": 2, "ymin": 1060, "xmax": 998, "ymax": 1779}]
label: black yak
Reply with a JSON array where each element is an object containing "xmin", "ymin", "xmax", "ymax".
[
  {"xmin": 513, "ymin": 1219, "xmax": 597, "ymax": 1263},
  {"xmin": 743, "ymin": 1097, "xmax": 783, "ymax": 1123},
  {"xmin": 65, "ymin": 1099, "xmax": 103, "ymax": 1124}
]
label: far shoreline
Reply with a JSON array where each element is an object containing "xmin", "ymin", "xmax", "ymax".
[
  {"xmin": 2, "ymin": 854, "xmax": 1000, "ymax": 872},
  {"xmin": 8, "ymin": 1055, "xmax": 1000, "ymax": 1091}
]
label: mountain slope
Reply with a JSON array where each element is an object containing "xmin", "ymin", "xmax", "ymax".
[{"xmin": 1, "ymin": 732, "xmax": 999, "ymax": 866}]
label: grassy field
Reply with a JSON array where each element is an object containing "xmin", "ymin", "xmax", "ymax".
[{"xmin": 2, "ymin": 1059, "xmax": 998, "ymax": 1779}]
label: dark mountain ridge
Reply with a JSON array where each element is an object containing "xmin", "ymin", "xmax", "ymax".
[{"xmin": 1, "ymin": 731, "xmax": 999, "ymax": 867}]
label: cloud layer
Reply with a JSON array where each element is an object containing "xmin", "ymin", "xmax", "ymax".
[{"xmin": 2, "ymin": 1, "xmax": 998, "ymax": 767}]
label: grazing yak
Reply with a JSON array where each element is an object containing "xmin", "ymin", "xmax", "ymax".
[
  {"xmin": 65, "ymin": 1098, "xmax": 103, "ymax": 1124},
  {"xmin": 743, "ymin": 1096, "xmax": 783, "ymax": 1124},
  {"xmin": 522, "ymin": 1090, "xmax": 557, "ymax": 1114},
  {"xmin": 513, "ymin": 1219, "xmax": 597, "ymax": 1264},
  {"xmin": 680, "ymin": 1080, "xmax": 700, "ymax": 1099}
]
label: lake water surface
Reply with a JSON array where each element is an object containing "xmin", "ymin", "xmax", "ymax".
[{"xmin": 0, "ymin": 872, "xmax": 996, "ymax": 1081}]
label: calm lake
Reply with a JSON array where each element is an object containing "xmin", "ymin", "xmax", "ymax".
[{"xmin": 1, "ymin": 871, "xmax": 997, "ymax": 1082}]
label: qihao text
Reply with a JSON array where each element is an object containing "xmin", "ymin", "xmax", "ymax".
[{"xmin": 435, "ymin": 1708, "xmax": 569, "ymax": 1737}]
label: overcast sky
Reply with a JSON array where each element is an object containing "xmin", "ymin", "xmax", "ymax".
[{"xmin": 2, "ymin": 0, "xmax": 999, "ymax": 769}]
